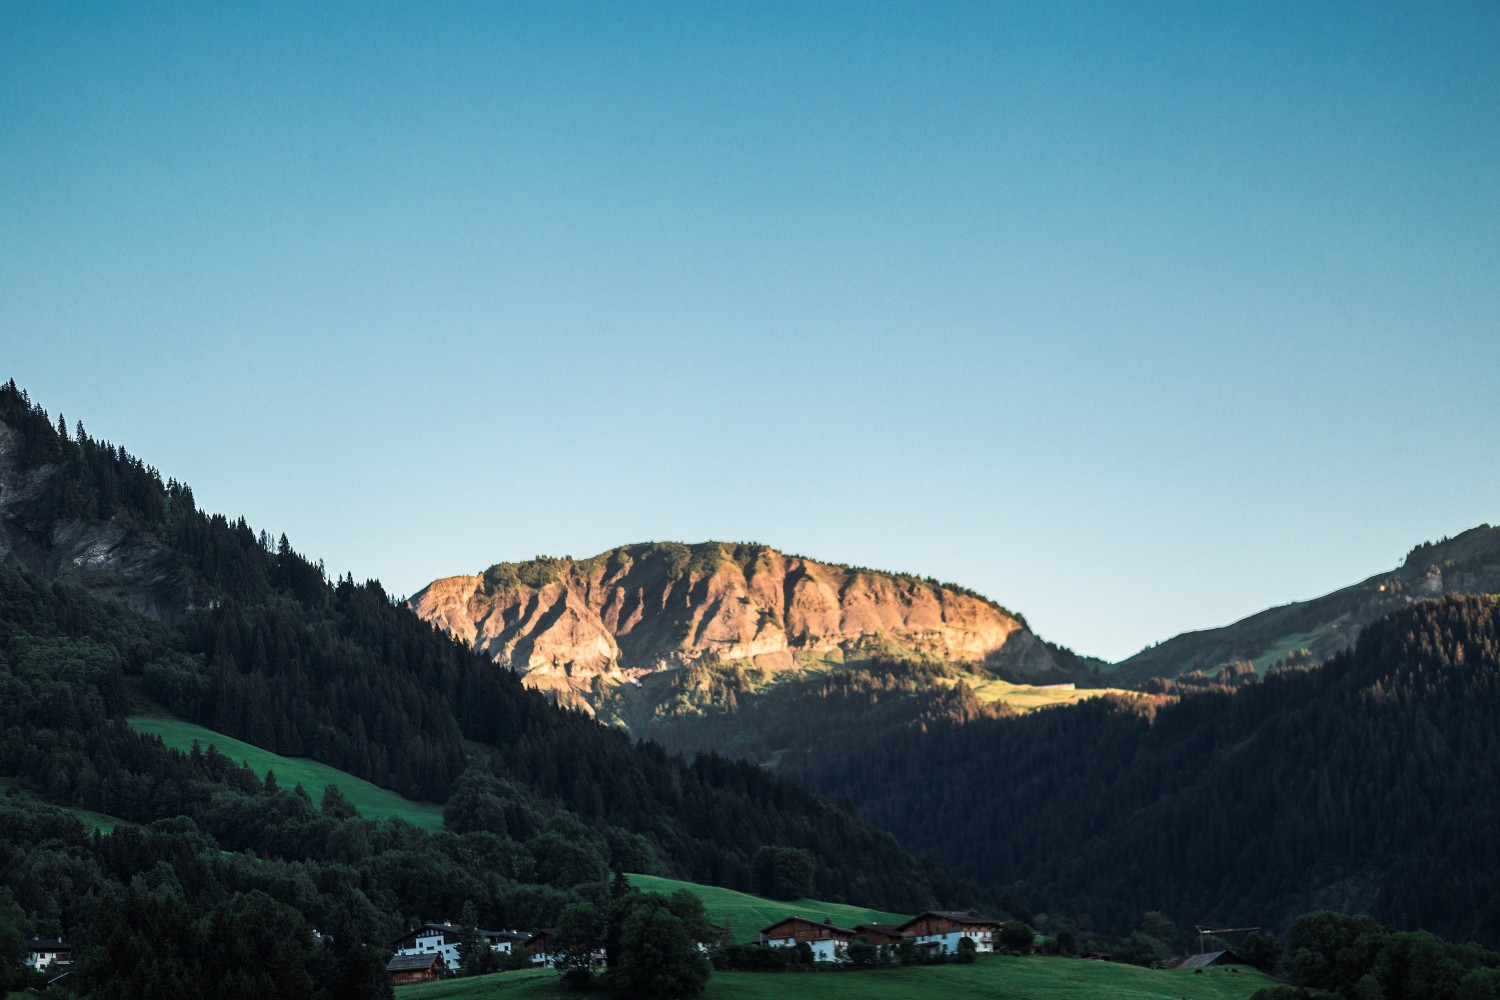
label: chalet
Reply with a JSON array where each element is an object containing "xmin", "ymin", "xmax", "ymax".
[
  {"xmin": 855, "ymin": 923, "xmax": 906, "ymax": 948},
  {"xmin": 524, "ymin": 929, "xmax": 558, "ymax": 967},
  {"xmin": 1163, "ymin": 950, "xmax": 1244, "ymax": 970},
  {"xmin": 895, "ymin": 911, "xmax": 1003, "ymax": 955},
  {"xmin": 482, "ymin": 929, "xmax": 532, "ymax": 954},
  {"xmin": 25, "ymin": 939, "xmax": 73, "ymax": 971},
  {"xmin": 386, "ymin": 952, "xmax": 444, "ymax": 986},
  {"xmin": 757, "ymin": 916, "xmax": 857, "ymax": 963}
]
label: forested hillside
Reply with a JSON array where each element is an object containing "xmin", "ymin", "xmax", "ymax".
[
  {"xmin": 796, "ymin": 595, "xmax": 1500, "ymax": 946},
  {"xmin": 0, "ymin": 382, "xmax": 984, "ymax": 997}
]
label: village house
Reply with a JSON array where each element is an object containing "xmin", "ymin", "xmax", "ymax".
[
  {"xmin": 24, "ymin": 939, "xmax": 72, "ymax": 971},
  {"xmin": 855, "ymin": 923, "xmax": 907, "ymax": 948},
  {"xmin": 522, "ymin": 928, "xmax": 606, "ymax": 968},
  {"xmin": 895, "ymin": 910, "xmax": 1003, "ymax": 955},
  {"xmin": 385, "ymin": 952, "xmax": 444, "ymax": 986},
  {"xmin": 757, "ymin": 916, "xmax": 858, "ymax": 963},
  {"xmin": 523, "ymin": 929, "xmax": 559, "ymax": 967},
  {"xmin": 391, "ymin": 921, "xmax": 531, "ymax": 967},
  {"xmin": 481, "ymin": 928, "xmax": 532, "ymax": 954}
]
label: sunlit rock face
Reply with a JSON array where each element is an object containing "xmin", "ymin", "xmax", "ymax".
[{"xmin": 408, "ymin": 542, "xmax": 1024, "ymax": 692}]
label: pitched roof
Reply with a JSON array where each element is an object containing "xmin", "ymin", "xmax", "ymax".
[
  {"xmin": 26, "ymin": 939, "xmax": 71, "ymax": 951},
  {"xmin": 758, "ymin": 915, "xmax": 858, "ymax": 937},
  {"xmin": 855, "ymin": 923, "xmax": 907, "ymax": 936},
  {"xmin": 386, "ymin": 953, "xmax": 444, "ymax": 972},
  {"xmin": 481, "ymin": 930, "xmax": 532, "ymax": 944},
  {"xmin": 895, "ymin": 911, "xmax": 1004, "ymax": 933}
]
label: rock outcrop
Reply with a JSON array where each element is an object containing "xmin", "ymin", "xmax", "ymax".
[
  {"xmin": 409, "ymin": 542, "xmax": 1029, "ymax": 692},
  {"xmin": 0, "ymin": 423, "xmax": 195, "ymax": 620}
]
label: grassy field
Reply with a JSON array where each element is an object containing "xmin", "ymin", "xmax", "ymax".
[
  {"xmin": 399, "ymin": 956, "xmax": 1277, "ymax": 999},
  {"xmin": 625, "ymin": 874, "xmax": 908, "ymax": 942},
  {"xmin": 126, "ymin": 716, "xmax": 446, "ymax": 830},
  {"xmin": 935, "ymin": 673, "xmax": 1139, "ymax": 712}
]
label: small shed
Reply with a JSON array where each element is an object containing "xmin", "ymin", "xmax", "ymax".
[{"xmin": 386, "ymin": 952, "xmax": 444, "ymax": 986}]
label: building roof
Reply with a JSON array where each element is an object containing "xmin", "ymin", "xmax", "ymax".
[
  {"xmin": 1165, "ymin": 950, "xmax": 1241, "ymax": 969},
  {"xmin": 26, "ymin": 939, "xmax": 71, "ymax": 951},
  {"xmin": 759, "ymin": 915, "xmax": 858, "ymax": 938},
  {"xmin": 895, "ymin": 911, "xmax": 1004, "ymax": 933},
  {"xmin": 855, "ymin": 924, "xmax": 907, "ymax": 937},
  {"xmin": 481, "ymin": 929, "xmax": 532, "ymax": 944},
  {"xmin": 386, "ymin": 953, "xmax": 444, "ymax": 973}
]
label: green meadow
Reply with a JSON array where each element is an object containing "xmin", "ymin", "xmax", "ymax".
[
  {"xmin": 625, "ymin": 873, "xmax": 908, "ymax": 943},
  {"xmin": 400, "ymin": 956, "xmax": 1277, "ymax": 1000},
  {"xmin": 126, "ymin": 716, "xmax": 446, "ymax": 831}
]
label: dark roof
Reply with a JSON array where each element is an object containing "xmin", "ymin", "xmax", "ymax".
[
  {"xmin": 26, "ymin": 939, "xmax": 71, "ymax": 951},
  {"xmin": 896, "ymin": 911, "xmax": 1004, "ymax": 932},
  {"xmin": 391, "ymin": 922, "xmax": 458, "ymax": 946},
  {"xmin": 855, "ymin": 924, "xmax": 906, "ymax": 936},
  {"xmin": 386, "ymin": 953, "xmax": 444, "ymax": 973},
  {"xmin": 1167, "ymin": 950, "xmax": 1241, "ymax": 969},
  {"xmin": 481, "ymin": 930, "xmax": 532, "ymax": 943},
  {"xmin": 758, "ymin": 915, "xmax": 858, "ymax": 937}
]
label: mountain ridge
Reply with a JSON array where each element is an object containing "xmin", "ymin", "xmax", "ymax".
[{"xmin": 410, "ymin": 542, "xmax": 1096, "ymax": 695}]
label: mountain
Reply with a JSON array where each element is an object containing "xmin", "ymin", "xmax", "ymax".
[
  {"xmin": 794, "ymin": 594, "xmax": 1500, "ymax": 946},
  {"xmin": 0, "ymin": 381, "xmax": 987, "ymax": 998},
  {"xmin": 410, "ymin": 544, "xmax": 1101, "ymax": 698},
  {"xmin": 1111, "ymin": 526, "xmax": 1500, "ymax": 684}
]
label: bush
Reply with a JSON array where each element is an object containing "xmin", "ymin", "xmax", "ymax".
[
  {"xmin": 956, "ymin": 936, "xmax": 977, "ymax": 964},
  {"xmin": 712, "ymin": 944, "xmax": 790, "ymax": 972}
]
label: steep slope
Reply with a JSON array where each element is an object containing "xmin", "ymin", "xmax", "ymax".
[
  {"xmin": 410, "ymin": 544, "xmax": 1095, "ymax": 697},
  {"xmin": 0, "ymin": 379, "xmax": 984, "ymax": 997},
  {"xmin": 798, "ymin": 595, "xmax": 1500, "ymax": 946},
  {"xmin": 1112, "ymin": 526, "xmax": 1500, "ymax": 683}
]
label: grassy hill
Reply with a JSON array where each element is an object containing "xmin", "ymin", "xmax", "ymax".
[
  {"xmin": 126, "ymin": 716, "xmax": 447, "ymax": 831},
  {"xmin": 399, "ymin": 956, "xmax": 1277, "ymax": 999},
  {"xmin": 625, "ymin": 873, "xmax": 907, "ymax": 942}
]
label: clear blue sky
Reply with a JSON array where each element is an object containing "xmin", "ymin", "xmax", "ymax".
[{"xmin": 3, "ymin": 2, "xmax": 1497, "ymax": 660}]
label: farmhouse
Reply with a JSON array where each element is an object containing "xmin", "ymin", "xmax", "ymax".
[
  {"xmin": 481, "ymin": 928, "xmax": 532, "ymax": 954},
  {"xmin": 758, "ymin": 916, "xmax": 858, "ymax": 963},
  {"xmin": 385, "ymin": 952, "xmax": 444, "ymax": 986},
  {"xmin": 524, "ymin": 929, "xmax": 558, "ymax": 967},
  {"xmin": 895, "ymin": 910, "xmax": 1003, "ymax": 954},
  {"xmin": 25, "ymin": 939, "xmax": 72, "ymax": 971},
  {"xmin": 391, "ymin": 921, "xmax": 531, "ymax": 967},
  {"xmin": 855, "ymin": 923, "xmax": 906, "ymax": 947}
]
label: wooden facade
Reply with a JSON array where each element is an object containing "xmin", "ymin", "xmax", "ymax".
[{"xmin": 386, "ymin": 953, "xmax": 444, "ymax": 986}]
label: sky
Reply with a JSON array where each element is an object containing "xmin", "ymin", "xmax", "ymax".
[{"xmin": 3, "ymin": 1, "xmax": 1497, "ymax": 661}]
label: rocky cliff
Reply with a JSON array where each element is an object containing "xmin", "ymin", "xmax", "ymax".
[{"xmin": 409, "ymin": 542, "xmax": 1038, "ymax": 692}]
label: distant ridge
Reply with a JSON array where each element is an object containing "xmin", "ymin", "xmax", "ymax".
[{"xmin": 1111, "ymin": 524, "xmax": 1500, "ymax": 683}]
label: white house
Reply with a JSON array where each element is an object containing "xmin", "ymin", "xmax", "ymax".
[
  {"xmin": 25, "ymin": 939, "xmax": 73, "ymax": 971},
  {"xmin": 894, "ymin": 911, "xmax": 1003, "ymax": 954},
  {"xmin": 757, "ymin": 916, "xmax": 857, "ymax": 963},
  {"xmin": 391, "ymin": 922, "xmax": 531, "ymax": 967}
]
